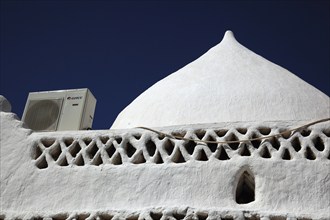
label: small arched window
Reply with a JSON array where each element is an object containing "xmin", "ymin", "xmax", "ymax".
[{"xmin": 235, "ymin": 169, "xmax": 255, "ymax": 204}]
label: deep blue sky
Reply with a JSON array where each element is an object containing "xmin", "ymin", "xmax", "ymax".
[{"xmin": 1, "ymin": 0, "xmax": 329, "ymax": 129}]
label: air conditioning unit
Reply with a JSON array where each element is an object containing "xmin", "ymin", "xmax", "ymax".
[{"xmin": 22, "ymin": 88, "xmax": 97, "ymax": 131}]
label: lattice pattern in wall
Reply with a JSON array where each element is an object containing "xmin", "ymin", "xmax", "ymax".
[
  {"xmin": 0, "ymin": 208, "xmax": 315, "ymax": 220},
  {"xmin": 31, "ymin": 126, "xmax": 330, "ymax": 169}
]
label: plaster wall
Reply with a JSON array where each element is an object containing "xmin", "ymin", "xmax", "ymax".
[
  {"xmin": 1, "ymin": 112, "xmax": 329, "ymax": 219},
  {"xmin": 111, "ymin": 31, "xmax": 330, "ymax": 129}
]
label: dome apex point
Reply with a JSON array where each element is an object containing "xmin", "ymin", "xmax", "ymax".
[{"xmin": 223, "ymin": 30, "xmax": 236, "ymax": 42}]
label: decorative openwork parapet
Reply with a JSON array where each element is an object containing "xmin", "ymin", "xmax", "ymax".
[
  {"xmin": 0, "ymin": 207, "xmax": 316, "ymax": 220},
  {"xmin": 30, "ymin": 124, "xmax": 330, "ymax": 169}
]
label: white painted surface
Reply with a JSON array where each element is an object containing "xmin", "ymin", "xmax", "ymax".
[
  {"xmin": 111, "ymin": 31, "xmax": 330, "ymax": 129},
  {"xmin": 1, "ymin": 111, "xmax": 329, "ymax": 219},
  {"xmin": 1, "ymin": 31, "xmax": 330, "ymax": 219},
  {"xmin": 0, "ymin": 95, "xmax": 11, "ymax": 112}
]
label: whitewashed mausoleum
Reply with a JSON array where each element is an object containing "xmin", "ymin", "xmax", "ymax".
[{"xmin": 1, "ymin": 31, "xmax": 329, "ymax": 219}]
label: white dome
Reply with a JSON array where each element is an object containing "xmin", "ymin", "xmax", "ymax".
[{"xmin": 111, "ymin": 31, "xmax": 330, "ymax": 129}]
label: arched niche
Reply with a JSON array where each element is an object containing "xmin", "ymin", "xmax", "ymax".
[{"xmin": 235, "ymin": 167, "xmax": 255, "ymax": 204}]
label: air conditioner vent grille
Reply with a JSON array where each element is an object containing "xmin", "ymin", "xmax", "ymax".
[{"xmin": 24, "ymin": 99, "xmax": 62, "ymax": 131}]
